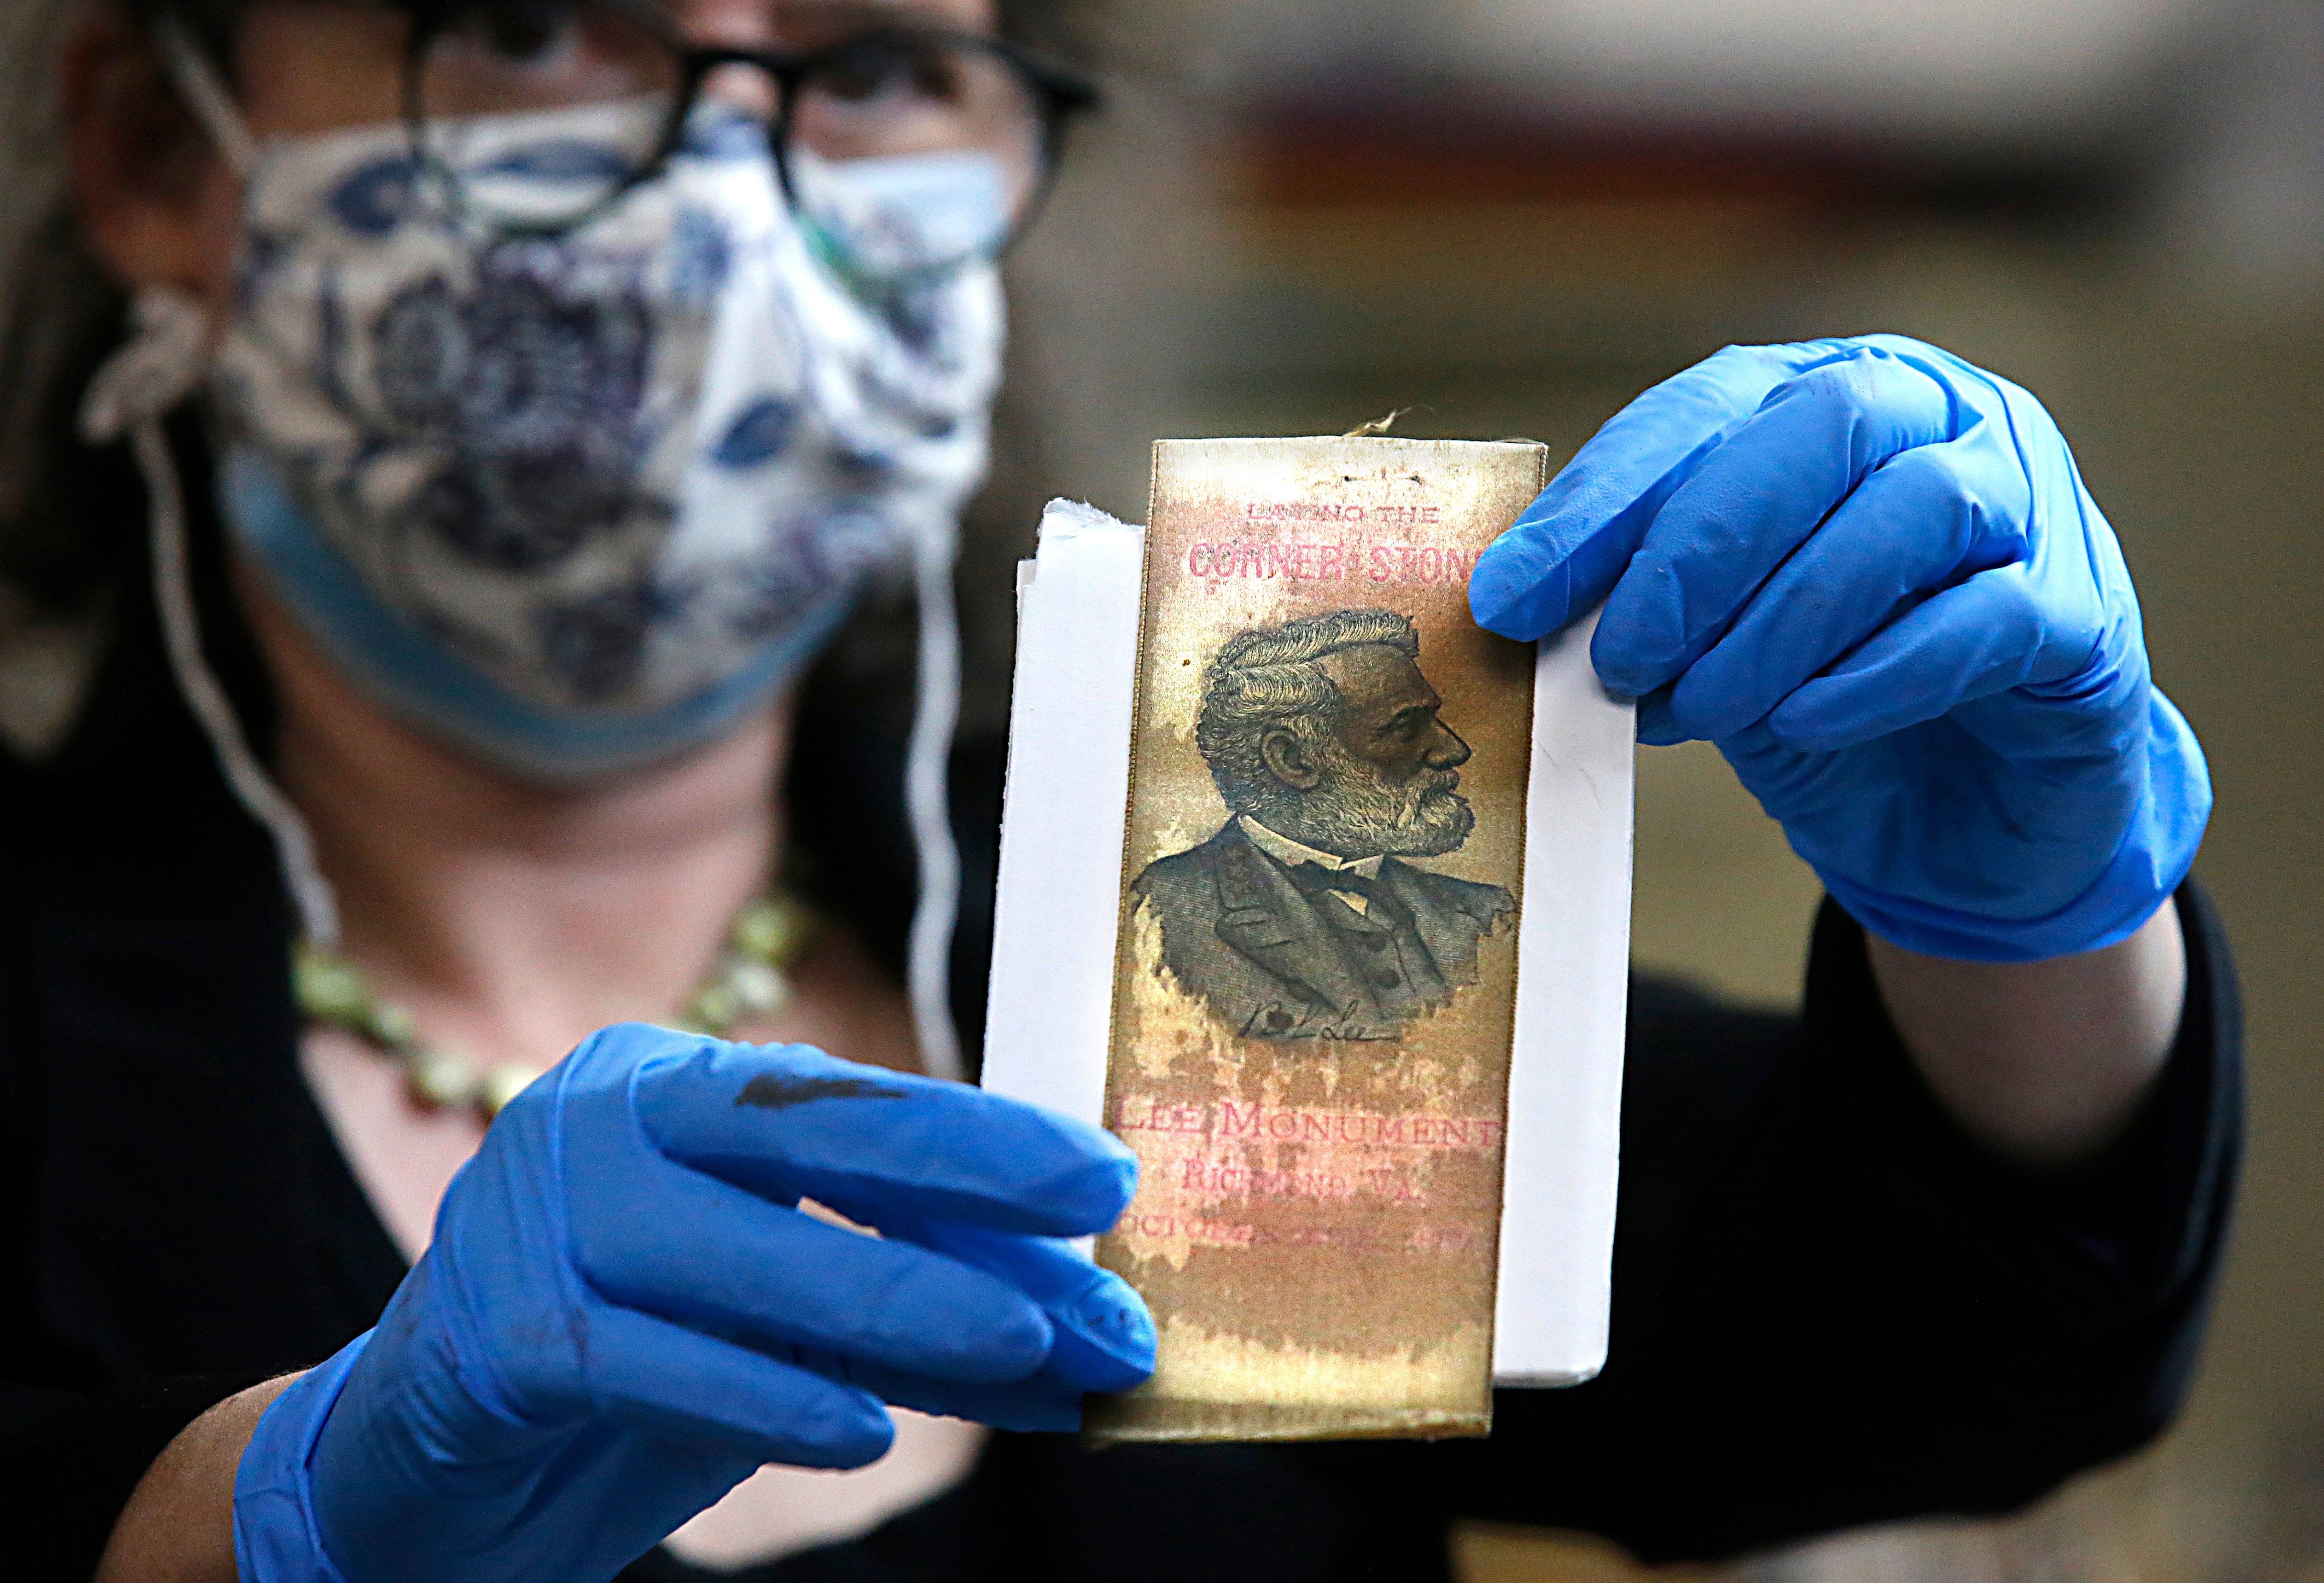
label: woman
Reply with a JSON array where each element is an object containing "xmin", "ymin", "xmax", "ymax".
[{"xmin": 0, "ymin": 0, "xmax": 2239, "ymax": 1580}]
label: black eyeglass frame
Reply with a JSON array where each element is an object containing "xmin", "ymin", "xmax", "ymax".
[{"xmin": 395, "ymin": 0, "xmax": 1103, "ymax": 267}]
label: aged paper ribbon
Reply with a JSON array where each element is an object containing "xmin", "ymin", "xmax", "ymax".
[{"xmin": 1091, "ymin": 437, "xmax": 1548, "ymax": 1443}]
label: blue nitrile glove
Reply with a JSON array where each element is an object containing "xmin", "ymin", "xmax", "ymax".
[
  {"xmin": 1471, "ymin": 334, "xmax": 2209, "ymax": 961},
  {"xmin": 233, "ymin": 1024, "xmax": 1151, "ymax": 1583}
]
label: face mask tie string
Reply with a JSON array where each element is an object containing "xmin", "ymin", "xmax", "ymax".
[
  {"xmin": 153, "ymin": 15, "xmax": 256, "ymax": 178},
  {"xmin": 76, "ymin": 24, "xmax": 340, "ymax": 946},
  {"xmin": 81, "ymin": 285, "xmax": 343, "ymax": 949},
  {"xmin": 905, "ymin": 522, "xmax": 964, "ymax": 1082}
]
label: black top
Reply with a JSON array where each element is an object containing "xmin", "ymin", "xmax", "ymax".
[{"xmin": 0, "ymin": 429, "xmax": 2242, "ymax": 1582}]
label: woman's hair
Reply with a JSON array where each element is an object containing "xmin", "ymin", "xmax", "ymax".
[{"xmin": 0, "ymin": 0, "xmax": 1101, "ymax": 623}]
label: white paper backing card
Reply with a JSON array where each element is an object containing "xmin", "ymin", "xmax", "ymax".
[{"xmin": 984, "ymin": 498, "xmax": 1634, "ymax": 1384}]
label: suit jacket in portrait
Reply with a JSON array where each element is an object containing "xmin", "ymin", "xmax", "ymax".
[{"xmin": 1130, "ymin": 821, "xmax": 1515, "ymax": 1042}]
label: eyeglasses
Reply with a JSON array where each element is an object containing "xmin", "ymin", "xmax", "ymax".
[{"xmin": 397, "ymin": 0, "xmax": 1100, "ymax": 289}]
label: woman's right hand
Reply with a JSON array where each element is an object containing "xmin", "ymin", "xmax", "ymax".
[{"xmin": 232, "ymin": 1025, "xmax": 1153, "ymax": 1583}]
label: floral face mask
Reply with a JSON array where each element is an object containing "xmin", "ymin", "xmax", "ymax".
[{"xmin": 207, "ymin": 99, "xmax": 1003, "ymax": 780}]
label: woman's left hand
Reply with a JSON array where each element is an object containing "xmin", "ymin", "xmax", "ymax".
[{"xmin": 1471, "ymin": 334, "xmax": 2209, "ymax": 963}]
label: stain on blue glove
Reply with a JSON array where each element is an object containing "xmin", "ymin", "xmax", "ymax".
[
  {"xmin": 235, "ymin": 1025, "xmax": 1153, "ymax": 1583},
  {"xmin": 1471, "ymin": 334, "xmax": 2209, "ymax": 961}
]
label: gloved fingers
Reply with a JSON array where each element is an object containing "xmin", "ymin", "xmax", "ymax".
[
  {"xmin": 1663, "ymin": 435, "xmax": 2030, "ymax": 741},
  {"xmin": 817, "ymin": 1203, "xmax": 1155, "ymax": 1394},
  {"xmin": 1632, "ymin": 685, "xmax": 1688, "ymax": 747},
  {"xmin": 1470, "ymin": 339, "xmax": 1864, "ymax": 640},
  {"xmin": 1591, "ymin": 348, "xmax": 1957, "ymax": 700},
  {"xmin": 583, "ymin": 1302, "xmax": 898, "ymax": 1470},
  {"xmin": 805, "ymin": 1350, "xmax": 1088, "ymax": 1434},
  {"xmin": 1764, "ymin": 567, "xmax": 2060, "ymax": 752},
  {"xmin": 574, "ymin": 1151, "xmax": 1056, "ymax": 1386},
  {"xmin": 1945, "ymin": 643, "xmax": 2149, "ymax": 770},
  {"xmin": 912, "ymin": 1226, "xmax": 1151, "ymax": 1395},
  {"xmin": 628, "ymin": 1032, "xmax": 1137, "ymax": 1237}
]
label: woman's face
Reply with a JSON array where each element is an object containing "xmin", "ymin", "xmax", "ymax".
[{"xmin": 66, "ymin": 0, "xmax": 997, "ymax": 312}]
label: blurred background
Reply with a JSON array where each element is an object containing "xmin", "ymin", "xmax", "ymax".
[{"xmin": 995, "ymin": 0, "xmax": 2324, "ymax": 1577}]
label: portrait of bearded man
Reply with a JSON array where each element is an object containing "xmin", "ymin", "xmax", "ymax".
[{"xmin": 1132, "ymin": 609, "xmax": 1516, "ymax": 1042}]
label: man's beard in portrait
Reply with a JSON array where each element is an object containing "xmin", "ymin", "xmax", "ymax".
[{"xmin": 1262, "ymin": 742, "xmax": 1475, "ymax": 859}]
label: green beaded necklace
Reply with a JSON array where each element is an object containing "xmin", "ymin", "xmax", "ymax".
[{"xmin": 292, "ymin": 893, "xmax": 816, "ymax": 1120}]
